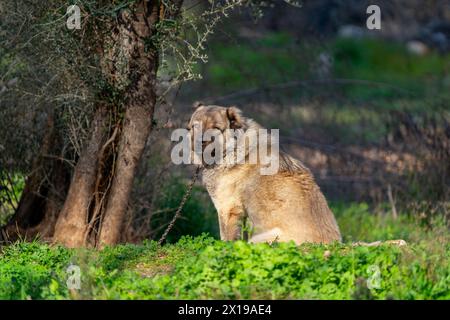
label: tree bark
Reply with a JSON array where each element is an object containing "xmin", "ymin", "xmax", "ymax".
[
  {"xmin": 52, "ymin": 105, "xmax": 109, "ymax": 247},
  {"xmin": 3, "ymin": 0, "xmax": 182, "ymax": 248},
  {"xmin": 98, "ymin": 1, "xmax": 159, "ymax": 247},
  {"xmin": 53, "ymin": 0, "xmax": 161, "ymax": 248},
  {"xmin": 2, "ymin": 114, "xmax": 70, "ymax": 242}
]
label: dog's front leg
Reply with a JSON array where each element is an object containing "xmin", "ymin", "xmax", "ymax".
[{"xmin": 218, "ymin": 206, "xmax": 245, "ymax": 241}]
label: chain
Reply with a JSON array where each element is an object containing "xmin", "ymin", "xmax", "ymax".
[{"xmin": 157, "ymin": 165, "xmax": 201, "ymax": 245}]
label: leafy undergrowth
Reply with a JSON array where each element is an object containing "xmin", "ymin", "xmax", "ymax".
[{"xmin": 0, "ymin": 205, "xmax": 449, "ymax": 300}]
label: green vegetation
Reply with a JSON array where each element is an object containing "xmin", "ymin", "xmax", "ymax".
[
  {"xmin": 207, "ymin": 34, "xmax": 449, "ymax": 100},
  {"xmin": 1, "ymin": 204, "xmax": 448, "ymax": 300},
  {"xmin": 0, "ymin": 173, "xmax": 25, "ymax": 225},
  {"xmin": 206, "ymin": 32, "xmax": 310, "ymax": 90},
  {"xmin": 201, "ymin": 35, "xmax": 450, "ymax": 145},
  {"xmin": 150, "ymin": 178, "xmax": 219, "ymax": 242}
]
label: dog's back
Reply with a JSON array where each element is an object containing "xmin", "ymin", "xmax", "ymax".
[{"xmin": 241, "ymin": 153, "xmax": 341, "ymax": 244}]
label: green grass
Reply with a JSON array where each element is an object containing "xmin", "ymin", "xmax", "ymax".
[
  {"xmin": 201, "ymin": 34, "xmax": 450, "ymax": 145},
  {"xmin": 206, "ymin": 34, "xmax": 450, "ymax": 101},
  {"xmin": 330, "ymin": 38, "xmax": 450, "ymax": 104},
  {"xmin": 206, "ymin": 32, "xmax": 310, "ymax": 91},
  {"xmin": 0, "ymin": 203, "xmax": 448, "ymax": 300}
]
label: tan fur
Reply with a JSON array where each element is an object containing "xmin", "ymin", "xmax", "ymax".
[{"xmin": 188, "ymin": 104, "xmax": 342, "ymax": 244}]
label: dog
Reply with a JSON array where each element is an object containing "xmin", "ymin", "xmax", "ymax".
[{"xmin": 187, "ymin": 102, "xmax": 342, "ymax": 244}]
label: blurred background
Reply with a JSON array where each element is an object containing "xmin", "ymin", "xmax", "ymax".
[{"xmin": 1, "ymin": 0, "xmax": 449, "ymax": 243}]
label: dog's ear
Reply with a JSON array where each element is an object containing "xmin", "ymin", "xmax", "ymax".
[
  {"xmin": 226, "ymin": 106, "xmax": 243, "ymax": 129},
  {"xmin": 192, "ymin": 101, "xmax": 205, "ymax": 110}
]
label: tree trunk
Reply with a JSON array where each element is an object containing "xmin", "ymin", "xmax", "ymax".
[
  {"xmin": 3, "ymin": 0, "xmax": 182, "ymax": 248},
  {"xmin": 98, "ymin": 104, "xmax": 155, "ymax": 246},
  {"xmin": 52, "ymin": 105, "xmax": 110, "ymax": 247},
  {"xmin": 97, "ymin": 2, "xmax": 159, "ymax": 247},
  {"xmin": 53, "ymin": 0, "xmax": 161, "ymax": 248},
  {"xmin": 1, "ymin": 114, "xmax": 70, "ymax": 242}
]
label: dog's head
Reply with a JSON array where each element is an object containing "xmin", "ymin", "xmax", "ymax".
[
  {"xmin": 187, "ymin": 102, "xmax": 245, "ymax": 166},
  {"xmin": 188, "ymin": 102, "xmax": 244, "ymax": 131}
]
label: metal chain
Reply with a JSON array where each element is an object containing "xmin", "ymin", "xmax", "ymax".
[{"xmin": 158, "ymin": 165, "xmax": 201, "ymax": 245}]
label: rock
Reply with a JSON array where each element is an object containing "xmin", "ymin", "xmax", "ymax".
[
  {"xmin": 315, "ymin": 52, "xmax": 333, "ymax": 79},
  {"xmin": 406, "ymin": 41, "xmax": 429, "ymax": 56},
  {"xmin": 7, "ymin": 77, "xmax": 18, "ymax": 86},
  {"xmin": 384, "ymin": 239, "xmax": 407, "ymax": 246},
  {"xmin": 352, "ymin": 239, "xmax": 407, "ymax": 247},
  {"xmin": 338, "ymin": 25, "xmax": 366, "ymax": 39}
]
